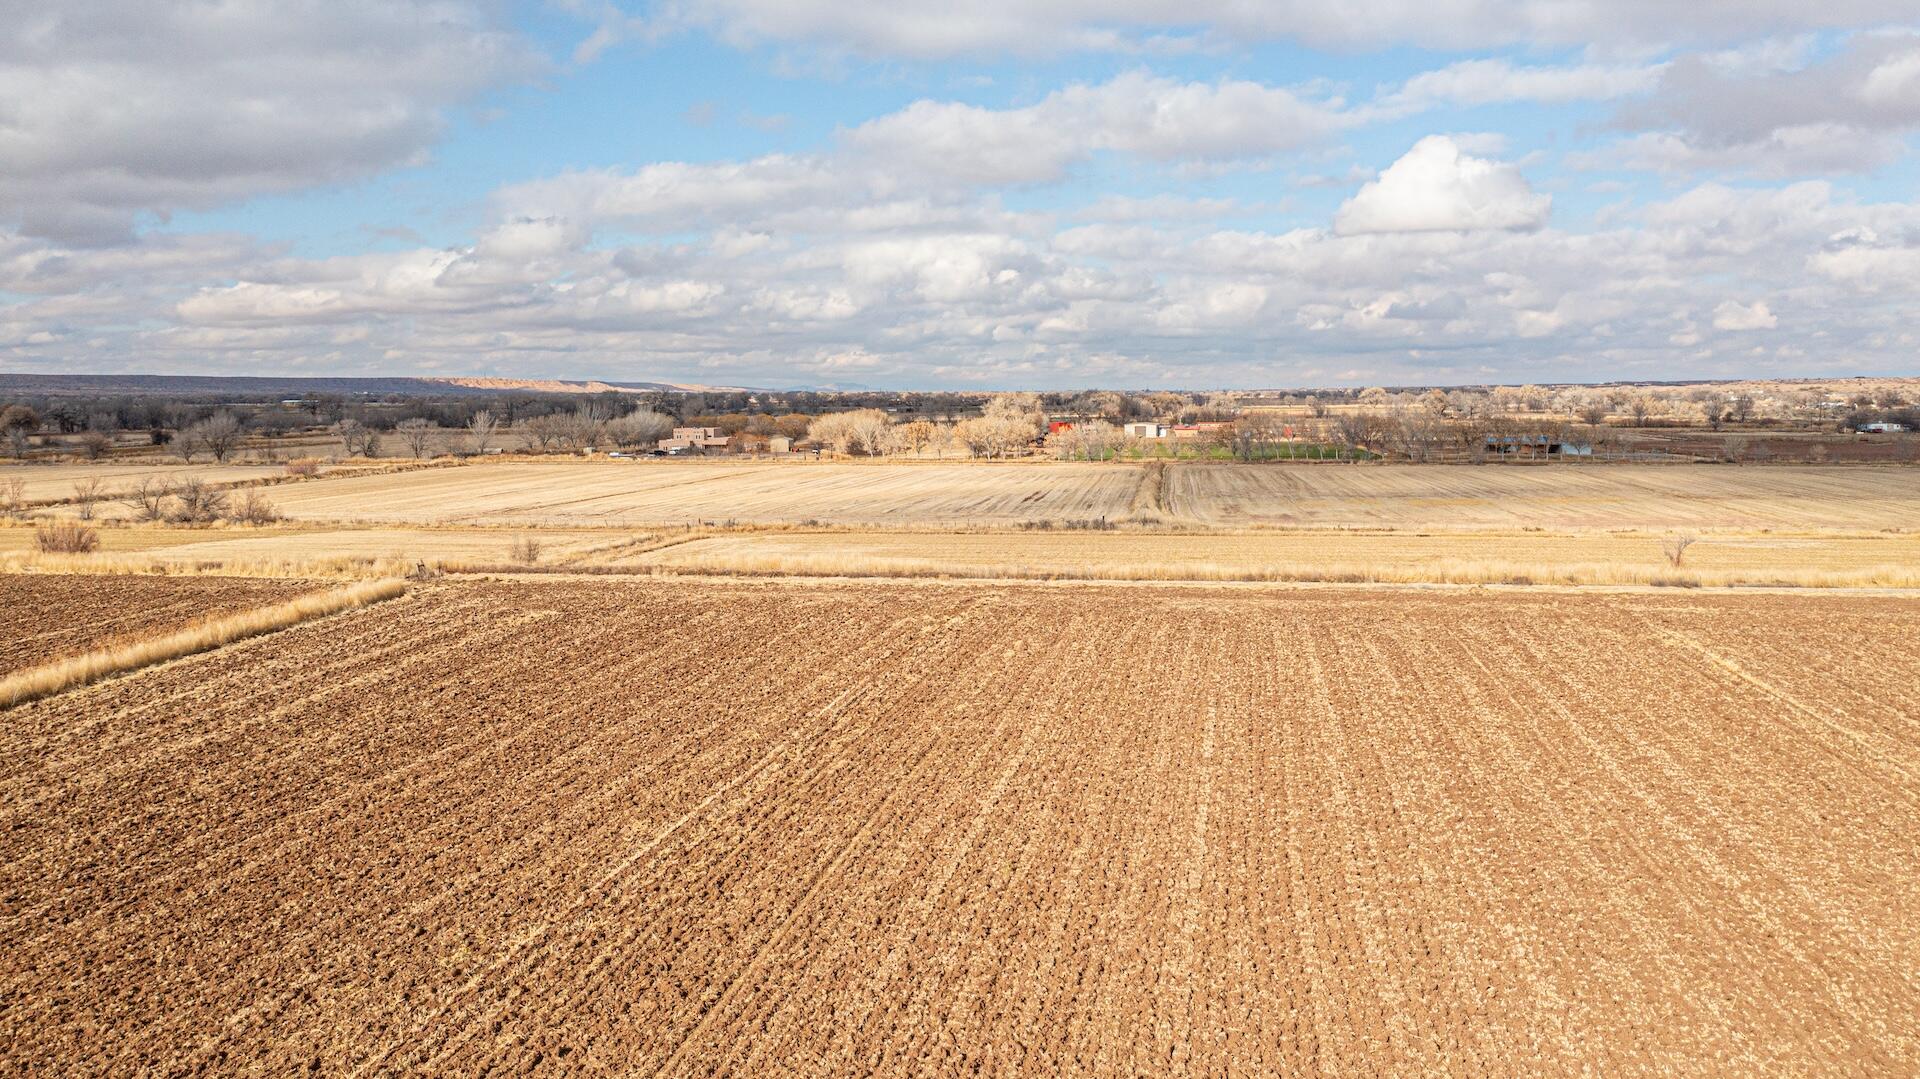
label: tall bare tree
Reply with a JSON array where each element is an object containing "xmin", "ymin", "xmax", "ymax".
[
  {"xmin": 466, "ymin": 410, "xmax": 499, "ymax": 455},
  {"xmin": 396, "ymin": 418, "xmax": 436, "ymax": 459}
]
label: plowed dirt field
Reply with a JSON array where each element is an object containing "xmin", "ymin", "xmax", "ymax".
[
  {"xmin": 0, "ymin": 574, "xmax": 313, "ymax": 675},
  {"xmin": 3, "ymin": 578, "xmax": 1917, "ymax": 1076}
]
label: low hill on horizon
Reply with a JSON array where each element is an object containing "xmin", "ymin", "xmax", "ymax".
[{"xmin": 0, "ymin": 373, "xmax": 753, "ymax": 398}]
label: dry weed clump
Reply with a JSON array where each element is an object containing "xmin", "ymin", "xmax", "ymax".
[
  {"xmin": 0, "ymin": 578, "xmax": 407, "ymax": 708},
  {"xmin": 34, "ymin": 520, "xmax": 99, "ymax": 554},
  {"xmin": 509, "ymin": 536, "xmax": 543, "ymax": 564},
  {"xmin": 286, "ymin": 458, "xmax": 323, "ymax": 478}
]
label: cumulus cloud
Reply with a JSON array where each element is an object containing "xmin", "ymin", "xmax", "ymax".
[
  {"xmin": 6, "ymin": 169, "xmax": 1909, "ymax": 388},
  {"xmin": 0, "ymin": 1, "xmax": 535, "ymax": 244},
  {"xmin": 1334, "ymin": 136, "xmax": 1550, "ymax": 235},
  {"xmin": 1712, "ymin": 299, "xmax": 1779, "ymax": 329}
]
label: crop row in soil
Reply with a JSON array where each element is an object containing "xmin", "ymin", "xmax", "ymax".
[{"xmin": 2, "ymin": 577, "xmax": 1917, "ymax": 1075}]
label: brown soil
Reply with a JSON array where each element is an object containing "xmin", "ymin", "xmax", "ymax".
[
  {"xmin": 0, "ymin": 574, "xmax": 313, "ymax": 676},
  {"xmin": 2, "ymin": 578, "xmax": 1916, "ymax": 1075}
]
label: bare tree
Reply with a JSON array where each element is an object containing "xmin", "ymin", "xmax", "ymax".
[
  {"xmin": 520, "ymin": 414, "xmax": 567, "ymax": 453},
  {"xmin": 72, "ymin": 478, "xmax": 104, "ymax": 521},
  {"xmin": 891, "ymin": 419, "xmax": 938, "ymax": 457},
  {"xmin": 556, "ymin": 408, "xmax": 606, "ymax": 451},
  {"xmin": 121, "ymin": 477, "xmax": 175, "ymax": 522},
  {"xmin": 396, "ymin": 417, "xmax": 436, "ymax": 459},
  {"xmin": 1662, "ymin": 534, "xmax": 1697, "ymax": 568},
  {"xmin": 606, "ymin": 409, "xmax": 674, "ymax": 450},
  {"xmin": 333, "ymin": 419, "xmax": 380, "ymax": 458},
  {"xmin": 0, "ymin": 477, "xmax": 25, "ymax": 516},
  {"xmin": 466, "ymin": 409, "xmax": 500, "ymax": 455},
  {"xmin": 172, "ymin": 421, "xmax": 203, "ymax": 462},
  {"xmin": 191, "ymin": 411, "xmax": 247, "ymax": 462},
  {"xmin": 808, "ymin": 410, "xmax": 891, "ymax": 456}
]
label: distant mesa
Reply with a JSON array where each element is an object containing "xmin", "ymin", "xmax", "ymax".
[{"xmin": 0, "ymin": 373, "xmax": 757, "ymax": 397}]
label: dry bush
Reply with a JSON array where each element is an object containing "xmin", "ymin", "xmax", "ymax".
[
  {"xmin": 510, "ymin": 536, "xmax": 543, "ymax": 564},
  {"xmin": 1662, "ymin": 534, "xmax": 1697, "ymax": 568},
  {"xmin": 0, "ymin": 477, "xmax": 25, "ymax": 516},
  {"xmin": 121, "ymin": 477, "xmax": 175, "ymax": 522},
  {"xmin": 230, "ymin": 490, "xmax": 281, "ymax": 525},
  {"xmin": 167, "ymin": 478, "xmax": 229, "ymax": 524},
  {"xmin": 286, "ymin": 458, "xmax": 323, "ymax": 478},
  {"xmin": 35, "ymin": 520, "xmax": 99, "ymax": 553},
  {"xmin": 0, "ymin": 579, "xmax": 407, "ymax": 708}
]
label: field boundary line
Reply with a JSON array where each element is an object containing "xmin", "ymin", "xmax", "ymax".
[{"xmin": 0, "ymin": 579, "xmax": 408, "ymax": 709}]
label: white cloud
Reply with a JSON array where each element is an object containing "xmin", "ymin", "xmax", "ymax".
[
  {"xmin": 0, "ymin": 2, "xmax": 535, "ymax": 245},
  {"xmin": 1378, "ymin": 58, "xmax": 1664, "ymax": 113},
  {"xmin": 1713, "ymin": 299, "xmax": 1779, "ymax": 329},
  {"xmin": 843, "ymin": 72, "xmax": 1346, "ymax": 184},
  {"xmin": 1600, "ymin": 31, "xmax": 1920, "ymax": 177},
  {"xmin": 1334, "ymin": 136, "xmax": 1550, "ymax": 235},
  {"xmin": 644, "ymin": 0, "xmax": 1920, "ymax": 57}
]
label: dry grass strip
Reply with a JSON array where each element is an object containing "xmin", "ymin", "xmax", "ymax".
[
  {"xmin": 635, "ymin": 550, "xmax": 1920, "ymax": 590},
  {"xmin": 0, "ymin": 578, "xmax": 407, "ymax": 709}
]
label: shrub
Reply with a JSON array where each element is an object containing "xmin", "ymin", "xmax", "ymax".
[
  {"xmin": 286, "ymin": 458, "xmax": 323, "ymax": 478},
  {"xmin": 509, "ymin": 536, "xmax": 543, "ymax": 564},
  {"xmin": 36, "ymin": 520, "xmax": 100, "ymax": 553},
  {"xmin": 167, "ymin": 478, "xmax": 228, "ymax": 524},
  {"xmin": 231, "ymin": 490, "xmax": 281, "ymax": 525}
]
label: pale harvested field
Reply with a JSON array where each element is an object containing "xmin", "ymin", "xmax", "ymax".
[
  {"xmin": 238, "ymin": 460, "xmax": 1142, "ymax": 526},
  {"xmin": 3, "ymin": 577, "xmax": 1917, "ymax": 1075},
  {"xmin": 135, "ymin": 458, "xmax": 1920, "ymax": 532},
  {"xmin": 0, "ymin": 462, "xmax": 285, "ymax": 503},
  {"xmin": 627, "ymin": 528, "xmax": 1920, "ymax": 587},
  {"xmin": 1168, "ymin": 463, "xmax": 1920, "ymax": 531},
  {"xmin": 0, "ymin": 574, "xmax": 311, "ymax": 676},
  {"xmin": 0, "ymin": 524, "xmax": 623, "ymax": 564}
]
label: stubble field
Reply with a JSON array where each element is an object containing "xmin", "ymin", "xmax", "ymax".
[
  {"xmin": 4, "ymin": 576, "xmax": 1917, "ymax": 1076},
  {"xmin": 1166, "ymin": 462, "xmax": 1920, "ymax": 530},
  {"xmin": 159, "ymin": 460, "xmax": 1145, "ymax": 526},
  {"xmin": 57, "ymin": 458, "xmax": 1918, "ymax": 532},
  {"xmin": 0, "ymin": 461, "xmax": 286, "ymax": 504}
]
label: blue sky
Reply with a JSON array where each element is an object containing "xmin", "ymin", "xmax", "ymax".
[{"xmin": 4, "ymin": 3, "xmax": 1919, "ymax": 389}]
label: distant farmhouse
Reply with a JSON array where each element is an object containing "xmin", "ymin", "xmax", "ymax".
[{"xmin": 658, "ymin": 426, "xmax": 731, "ymax": 453}]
